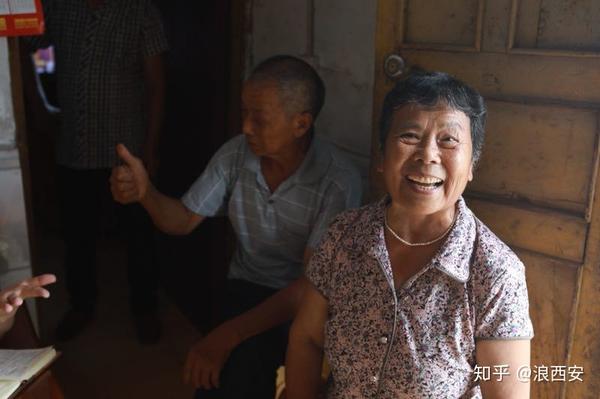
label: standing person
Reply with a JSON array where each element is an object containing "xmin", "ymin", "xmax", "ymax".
[
  {"xmin": 286, "ymin": 71, "xmax": 533, "ymax": 398},
  {"xmin": 111, "ymin": 55, "xmax": 362, "ymax": 398},
  {"xmin": 27, "ymin": 0, "xmax": 168, "ymax": 344}
]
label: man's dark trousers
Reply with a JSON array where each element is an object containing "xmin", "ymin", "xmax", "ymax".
[
  {"xmin": 56, "ymin": 165, "xmax": 158, "ymax": 315},
  {"xmin": 194, "ymin": 278, "xmax": 289, "ymax": 399}
]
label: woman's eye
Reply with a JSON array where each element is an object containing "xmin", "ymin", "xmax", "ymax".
[
  {"xmin": 398, "ymin": 133, "xmax": 419, "ymax": 143},
  {"xmin": 440, "ymin": 136, "xmax": 459, "ymax": 147}
]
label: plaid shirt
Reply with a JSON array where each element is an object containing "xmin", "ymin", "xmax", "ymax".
[
  {"xmin": 182, "ymin": 135, "xmax": 363, "ymax": 289},
  {"xmin": 29, "ymin": 0, "xmax": 168, "ymax": 169}
]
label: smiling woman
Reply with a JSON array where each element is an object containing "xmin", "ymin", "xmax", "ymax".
[
  {"xmin": 285, "ymin": 71, "xmax": 534, "ymax": 399},
  {"xmin": 382, "ymin": 104, "xmax": 473, "ymax": 238}
]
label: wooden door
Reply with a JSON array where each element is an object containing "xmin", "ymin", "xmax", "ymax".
[{"xmin": 372, "ymin": 1, "xmax": 600, "ymax": 398}]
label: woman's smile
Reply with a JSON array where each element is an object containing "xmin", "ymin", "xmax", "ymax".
[
  {"xmin": 382, "ymin": 103, "xmax": 473, "ymax": 217},
  {"xmin": 405, "ymin": 174, "xmax": 445, "ymax": 193}
]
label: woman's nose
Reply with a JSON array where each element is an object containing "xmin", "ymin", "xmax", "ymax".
[{"xmin": 414, "ymin": 137, "xmax": 440, "ymax": 164}]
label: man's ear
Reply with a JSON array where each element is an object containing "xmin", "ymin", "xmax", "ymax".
[{"xmin": 294, "ymin": 112, "xmax": 314, "ymax": 138}]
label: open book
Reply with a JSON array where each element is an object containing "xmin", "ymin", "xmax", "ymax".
[{"xmin": 0, "ymin": 346, "xmax": 57, "ymax": 399}]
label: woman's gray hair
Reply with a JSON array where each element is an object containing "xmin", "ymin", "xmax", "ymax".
[{"xmin": 379, "ymin": 70, "xmax": 487, "ymax": 165}]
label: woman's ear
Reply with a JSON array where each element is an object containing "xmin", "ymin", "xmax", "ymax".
[{"xmin": 468, "ymin": 162, "xmax": 474, "ymax": 182}]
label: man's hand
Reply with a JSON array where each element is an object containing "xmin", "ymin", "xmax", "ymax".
[
  {"xmin": 183, "ymin": 322, "xmax": 242, "ymax": 390},
  {"xmin": 0, "ymin": 274, "xmax": 56, "ymax": 323},
  {"xmin": 110, "ymin": 144, "xmax": 151, "ymax": 204}
]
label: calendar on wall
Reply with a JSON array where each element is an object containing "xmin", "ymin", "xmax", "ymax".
[{"xmin": 0, "ymin": 0, "xmax": 44, "ymax": 36}]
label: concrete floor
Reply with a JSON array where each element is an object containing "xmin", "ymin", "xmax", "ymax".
[{"xmin": 34, "ymin": 233, "xmax": 200, "ymax": 399}]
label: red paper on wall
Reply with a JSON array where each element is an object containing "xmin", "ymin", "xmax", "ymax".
[{"xmin": 0, "ymin": 0, "xmax": 45, "ymax": 37}]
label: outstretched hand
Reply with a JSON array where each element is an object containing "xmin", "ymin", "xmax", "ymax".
[
  {"xmin": 110, "ymin": 144, "xmax": 151, "ymax": 204},
  {"xmin": 0, "ymin": 274, "xmax": 56, "ymax": 322},
  {"xmin": 183, "ymin": 322, "xmax": 242, "ymax": 389}
]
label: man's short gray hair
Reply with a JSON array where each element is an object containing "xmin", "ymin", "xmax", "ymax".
[{"xmin": 249, "ymin": 55, "xmax": 326, "ymax": 125}]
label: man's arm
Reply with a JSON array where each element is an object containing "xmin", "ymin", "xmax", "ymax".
[
  {"xmin": 220, "ymin": 249, "xmax": 313, "ymax": 342},
  {"xmin": 142, "ymin": 53, "xmax": 165, "ymax": 177},
  {"xmin": 110, "ymin": 144, "xmax": 204, "ymax": 235},
  {"xmin": 476, "ymin": 339, "xmax": 531, "ymax": 399},
  {"xmin": 183, "ymin": 249, "xmax": 313, "ymax": 389},
  {"xmin": 285, "ymin": 281, "xmax": 328, "ymax": 399}
]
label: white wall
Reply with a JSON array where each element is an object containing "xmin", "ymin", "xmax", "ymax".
[
  {"xmin": 0, "ymin": 38, "xmax": 16, "ymax": 148},
  {"xmin": 0, "ymin": 38, "xmax": 34, "ymax": 308},
  {"xmin": 248, "ymin": 0, "xmax": 377, "ymax": 191}
]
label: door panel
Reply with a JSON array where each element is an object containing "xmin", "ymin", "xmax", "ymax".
[
  {"xmin": 472, "ymin": 101, "xmax": 598, "ymax": 215},
  {"xmin": 514, "ymin": 0, "xmax": 600, "ymax": 52},
  {"xmin": 373, "ymin": 1, "xmax": 600, "ymax": 397},
  {"xmin": 468, "ymin": 199, "xmax": 587, "ymax": 263},
  {"xmin": 403, "ymin": 0, "xmax": 482, "ymax": 48},
  {"xmin": 519, "ymin": 249, "xmax": 579, "ymax": 399},
  {"xmin": 387, "ymin": 50, "xmax": 600, "ymax": 103}
]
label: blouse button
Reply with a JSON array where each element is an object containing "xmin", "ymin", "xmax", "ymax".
[{"xmin": 379, "ymin": 336, "xmax": 388, "ymax": 344}]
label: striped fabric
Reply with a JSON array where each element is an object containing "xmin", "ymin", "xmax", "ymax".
[
  {"xmin": 182, "ymin": 135, "xmax": 362, "ymax": 290},
  {"xmin": 29, "ymin": 0, "xmax": 168, "ymax": 169}
]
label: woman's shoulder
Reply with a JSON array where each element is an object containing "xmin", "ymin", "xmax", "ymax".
[
  {"xmin": 320, "ymin": 201, "xmax": 380, "ymax": 242},
  {"xmin": 470, "ymin": 215, "xmax": 525, "ymax": 280},
  {"xmin": 332, "ymin": 201, "xmax": 379, "ymax": 227}
]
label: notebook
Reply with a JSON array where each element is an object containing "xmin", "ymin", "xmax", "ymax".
[{"xmin": 0, "ymin": 346, "xmax": 57, "ymax": 399}]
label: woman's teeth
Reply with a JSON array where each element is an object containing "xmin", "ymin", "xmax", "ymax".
[{"xmin": 407, "ymin": 175, "xmax": 443, "ymax": 187}]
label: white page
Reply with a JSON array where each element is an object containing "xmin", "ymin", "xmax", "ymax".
[
  {"xmin": 0, "ymin": 348, "xmax": 50, "ymax": 380},
  {"xmin": 0, "ymin": 380, "xmax": 21, "ymax": 399},
  {"xmin": 8, "ymin": 0, "xmax": 36, "ymax": 15}
]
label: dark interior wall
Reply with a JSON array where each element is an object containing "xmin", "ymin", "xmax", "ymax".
[{"xmin": 154, "ymin": 0, "xmax": 234, "ymax": 330}]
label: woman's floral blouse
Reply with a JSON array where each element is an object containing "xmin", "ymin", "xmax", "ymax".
[{"xmin": 306, "ymin": 197, "xmax": 534, "ymax": 398}]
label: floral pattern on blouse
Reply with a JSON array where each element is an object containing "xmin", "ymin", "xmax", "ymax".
[{"xmin": 306, "ymin": 196, "xmax": 534, "ymax": 399}]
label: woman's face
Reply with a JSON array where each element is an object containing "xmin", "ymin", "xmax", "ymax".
[{"xmin": 381, "ymin": 103, "xmax": 474, "ymax": 217}]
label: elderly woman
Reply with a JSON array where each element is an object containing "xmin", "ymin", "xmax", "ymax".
[{"xmin": 286, "ymin": 71, "xmax": 534, "ymax": 398}]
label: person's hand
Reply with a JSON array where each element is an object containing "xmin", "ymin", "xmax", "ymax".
[
  {"xmin": 183, "ymin": 322, "xmax": 242, "ymax": 389},
  {"xmin": 110, "ymin": 144, "xmax": 151, "ymax": 204},
  {"xmin": 0, "ymin": 274, "xmax": 56, "ymax": 323}
]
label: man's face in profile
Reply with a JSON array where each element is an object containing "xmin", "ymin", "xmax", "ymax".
[{"xmin": 241, "ymin": 80, "xmax": 305, "ymax": 158}]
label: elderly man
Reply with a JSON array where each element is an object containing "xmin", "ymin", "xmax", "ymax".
[{"xmin": 111, "ymin": 55, "xmax": 362, "ymax": 398}]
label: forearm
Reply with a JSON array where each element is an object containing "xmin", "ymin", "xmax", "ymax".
[
  {"xmin": 477, "ymin": 339, "xmax": 531, "ymax": 399},
  {"xmin": 225, "ymin": 277, "xmax": 308, "ymax": 344},
  {"xmin": 481, "ymin": 381, "xmax": 530, "ymax": 399},
  {"xmin": 141, "ymin": 185, "xmax": 200, "ymax": 235},
  {"xmin": 286, "ymin": 326, "xmax": 324, "ymax": 399}
]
